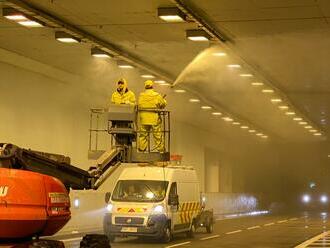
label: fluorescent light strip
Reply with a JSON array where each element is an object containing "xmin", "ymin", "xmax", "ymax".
[
  {"xmin": 118, "ymin": 65, "xmax": 134, "ymax": 68},
  {"xmin": 222, "ymin": 117, "xmax": 233, "ymax": 122},
  {"xmin": 213, "ymin": 52, "xmax": 227, "ymax": 57},
  {"xmin": 141, "ymin": 75, "xmax": 155, "ymax": 79},
  {"xmin": 159, "ymin": 15, "xmax": 185, "ymax": 22},
  {"xmin": 285, "ymin": 112, "xmax": 296, "ymax": 116},
  {"xmin": 212, "ymin": 112, "xmax": 222, "ymax": 116},
  {"xmin": 227, "ymin": 64, "xmax": 241, "ymax": 68},
  {"xmin": 5, "ymin": 14, "xmax": 27, "ymax": 20},
  {"xmin": 201, "ymin": 106, "xmax": 212, "ymax": 110},
  {"xmin": 174, "ymin": 89, "xmax": 186, "ymax": 93},
  {"xmin": 262, "ymin": 89, "xmax": 274, "ymax": 93},
  {"xmin": 271, "ymin": 98, "xmax": 282, "ymax": 103},
  {"xmin": 154, "ymin": 80, "xmax": 166, "ymax": 84},
  {"xmin": 18, "ymin": 20, "xmax": 43, "ymax": 27},
  {"xmin": 240, "ymin": 74, "xmax": 253, "ymax": 77},
  {"xmin": 279, "ymin": 105, "xmax": 289, "ymax": 110},
  {"xmin": 189, "ymin": 99, "xmax": 200, "ymax": 103},
  {"xmin": 251, "ymin": 82, "xmax": 264, "ymax": 86}
]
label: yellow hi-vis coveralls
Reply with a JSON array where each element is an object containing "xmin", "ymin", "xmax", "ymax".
[
  {"xmin": 110, "ymin": 79, "xmax": 136, "ymax": 105},
  {"xmin": 138, "ymin": 89, "xmax": 167, "ymax": 152}
]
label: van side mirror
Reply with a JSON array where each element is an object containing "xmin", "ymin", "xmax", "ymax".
[
  {"xmin": 105, "ymin": 192, "xmax": 111, "ymax": 204},
  {"xmin": 169, "ymin": 194, "xmax": 179, "ymax": 206}
]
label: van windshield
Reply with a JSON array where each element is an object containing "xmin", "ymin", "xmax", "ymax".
[{"xmin": 112, "ymin": 180, "xmax": 169, "ymax": 202}]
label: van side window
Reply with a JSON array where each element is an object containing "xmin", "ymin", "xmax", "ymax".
[{"xmin": 169, "ymin": 182, "xmax": 177, "ymax": 197}]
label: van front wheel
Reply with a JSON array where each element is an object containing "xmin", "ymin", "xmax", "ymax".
[{"xmin": 161, "ymin": 224, "xmax": 172, "ymax": 243}]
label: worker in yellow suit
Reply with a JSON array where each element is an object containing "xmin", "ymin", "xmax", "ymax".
[
  {"xmin": 111, "ymin": 78, "xmax": 136, "ymax": 105},
  {"xmin": 138, "ymin": 80, "xmax": 167, "ymax": 152},
  {"xmin": 109, "ymin": 78, "xmax": 136, "ymax": 145}
]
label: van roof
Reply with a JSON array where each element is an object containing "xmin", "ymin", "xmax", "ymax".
[{"xmin": 118, "ymin": 165, "xmax": 198, "ymax": 182}]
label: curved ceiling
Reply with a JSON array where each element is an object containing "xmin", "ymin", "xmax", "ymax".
[{"xmin": 0, "ymin": 0, "xmax": 329, "ymax": 144}]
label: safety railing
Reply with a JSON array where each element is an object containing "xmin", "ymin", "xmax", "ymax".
[{"xmin": 88, "ymin": 106, "xmax": 170, "ymax": 161}]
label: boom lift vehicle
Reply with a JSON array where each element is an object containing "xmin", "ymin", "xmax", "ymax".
[{"xmin": 0, "ymin": 105, "xmax": 213, "ymax": 247}]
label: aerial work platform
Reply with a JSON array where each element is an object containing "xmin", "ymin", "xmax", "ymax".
[{"xmin": 88, "ymin": 104, "xmax": 171, "ymax": 163}]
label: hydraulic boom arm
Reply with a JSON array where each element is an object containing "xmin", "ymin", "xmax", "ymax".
[{"xmin": 0, "ymin": 143, "xmax": 122, "ymax": 190}]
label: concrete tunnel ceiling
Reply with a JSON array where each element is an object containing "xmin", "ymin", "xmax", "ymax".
[{"xmin": 0, "ymin": 0, "xmax": 330, "ymax": 145}]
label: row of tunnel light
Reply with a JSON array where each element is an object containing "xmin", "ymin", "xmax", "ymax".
[
  {"xmin": 211, "ymin": 52, "xmax": 322, "ymax": 137},
  {"xmin": 1, "ymin": 7, "xmax": 169, "ymax": 79},
  {"xmin": 3, "ymin": 6, "xmax": 321, "ymax": 138},
  {"xmin": 216, "ymin": 52, "xmax": 322, "ymax": 137}
]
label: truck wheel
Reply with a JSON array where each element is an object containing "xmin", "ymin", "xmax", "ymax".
[
  {"xmin": 186, "ymin": 222, "xmax": 196, "ymax": 238},
  {"xmin": 206, "ymin": 218, "xmax": 214, "ymax": 233},
  {"xmin": 80, "ymin": 234, "xmax": 111, "ymax": 248},
  {"xmin": 161, "ymin": 224, "xmax": 172, "ymax": 243}
]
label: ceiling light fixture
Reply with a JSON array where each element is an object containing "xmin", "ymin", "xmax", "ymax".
[
  {"xmin": 248, "ymin": 130, "xmax": 256, "ymax": 133},
  {"xmin": 212, "ymin": 112, "xmax": 222, "ymax": 116},
  {"xmin": 55, "ymin": 31, "xmax": 80, "ymax": 43},
  {"xmin": 232, "ymin": 122, "xmax": 240, "ymax": 125},
  {"xmin": 154, "ymin": 80, "xmax": 166, "ymax": 84},
  {"xmin": 3, "ymin": 8, "xmax": 27, "ymax": 20},
  {"xmin": 158, "ymin": 83, "xmax": 171, "ymax": 86},
  {"xmin": 293, "ymin": 117, "xmax": 303, "ymax": 121},
  {"xmin": 251, "ymin": 82, "xmax": 264, "ymax": 86},
  {"xmin": 279, "ymin": 105, "xmax": 289, "ymax": 110},
  {"xmin": 91, "ymin": 47, "xmax": 111, "ymax": 58},
  {"xmin": 261, "ymin": 135, "xmax": 268, "ymax": 138},
  {"xmin": 157, "ymin": 7, "xmax": 186, "ymax": 22},
  {"xmin": 201, "ymin": 106, "xmax": 212, "ymax": 110},
  {"xmin": 285, "ymin": 111, "xmax": 296, "ymax": 116},
  {"xmin": 213, "ymin": 52, "xmax": 227, "ymax": 57},
  {"xmin": 240, "ymin": 126, "xmax": 249, "ymax": 129},
  {"xmin": 141, "ymin": 74, "xmax": 155, "ymax": 79},
  {"xmin": 174, "ymin": 89, "xmax": 186, "ymax": 93},
  {"xmin": 222, "ymin": 117, "xmax": 233, "ymax": 122},
  {"xmin": 314, "ymin": 133, "xmax": 322, "ymax": 136},
  {"xmin": 189, "ymin": 98, "xmax": 200, "ymax": 103},
  {"xmin": 271, "ymin": 98, "xmax": 282, "ymax": 103},
  {"xmin": 117, "ymin": 60, "xmax": 134, "ymax": 68},
  {"xmin": 227, "ymin": 64, "xmax": 241, "ymax": 68},
  {"xmin": 18, "ymin": 20, "xmax": 44, "ymax": 27},
  {"xmin": 3, "ymin": 8, "xmax": 44, "ymax": 27},
  {"xmin": 262, "ymin": 89, "xmax": 274, "ymax": 93},
  {"xmin": 240, "ymin": 74, "xmax": 253, "ymax": 77},
  {"xmin": 186, "ymin": 29, "xmax": 211, "ymax": 41},
  {"xmin": 309, "ymin": 130, "xmax": 317, "ymax": 133},
  {"xmin": 299, "ymin": 121, "xmax": 308, "ymax": 125},
  {"xmin": 256, "ymin": 133, "xmax": 263, "ymax": 136},
  {"xmin": 304, "ymin": 126, "xmax": 313, "ymax": 129}
]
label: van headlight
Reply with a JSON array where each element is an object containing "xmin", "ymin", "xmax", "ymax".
[
  {"xmin": 302, "ymin": 194, "xmax": 310, "ymax": 203},
  {"xmin": 106, "ymin": 204, "xmax": 113, "ymax": 213},
  {"xmin": 152, "ymin": 205, "xmax": 164, "ymax": 214},
  {"xmin": 320, "ymin": 195, "xmax": 328, "ymax": 203}
]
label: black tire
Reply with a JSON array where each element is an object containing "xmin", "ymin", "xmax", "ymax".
[
  {"xmin": 27, "ymin": 240, "xmax": 65, "ymax": 248},
  {"xmin": 80, "ymin": 234, "xmax": 111, "ymax": 248},
  {"xmin": 161, "ymin": 224, "xmax": 172, "ymax": 243},
  {"xmin": 186, "ymin": 222, "xmax": 196, "ymax": 238},
  {"xmin": 206, "ymin": 218, "xmax": 214, "ymax": 233}
]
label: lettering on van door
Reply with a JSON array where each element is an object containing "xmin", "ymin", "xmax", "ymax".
[{"xmin": 0, "ymin": 186, "xmax": 8, "ymax": 197}]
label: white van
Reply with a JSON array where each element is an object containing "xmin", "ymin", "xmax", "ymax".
[{"xmin": 103, "ymin": 164, "xmax": 208, "ymax": 242}]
